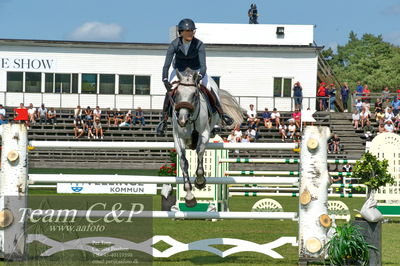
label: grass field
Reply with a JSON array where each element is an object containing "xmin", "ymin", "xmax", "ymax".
[{"xmin": 1, "ymin": 168, "xmax": 399, "ymax": 265}]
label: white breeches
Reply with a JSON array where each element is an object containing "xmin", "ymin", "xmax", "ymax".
[{"xmin": 169, "ymin": 69, "xmax": 220, "ymax": 101}]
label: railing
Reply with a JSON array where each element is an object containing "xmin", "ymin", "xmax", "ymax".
[
  {"xmin": 349, "ymin": 92, "xmax": 399, "ymax": 113},
  {"xmin": 0, "ymin": 91, "xmax": 334, "ymax": 112}
]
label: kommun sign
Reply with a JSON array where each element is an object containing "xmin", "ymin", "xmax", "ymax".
[
  {"xmin": 57, "ymin": 183, "xmax": 157, "ymax": 194},
  {"xmin": 1, "ymin": 57, "xmax": 56, "ymax": 71}
]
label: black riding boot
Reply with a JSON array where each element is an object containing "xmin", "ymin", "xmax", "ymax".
[
  {"xmin": 156, "ymin": 92, "xmax": 171, "ymax": 136},
  {"xmin": 213, "ymin": 94, "xmax": 234, "ymax": 126}
]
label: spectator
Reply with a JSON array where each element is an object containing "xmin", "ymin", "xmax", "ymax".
[
  {"xmin": 381, "ymin": 86, "xmax": 390, "ymax": 101},
  {"xmin": 363, "ymin": 120, "xmax": 374, "ymax": 141},
  {"xmin": 341, "ymin": 82, "xmax": 350, "ymax": 112},
  {"xmin": 16, "ymin": 103, "xmax": 29, "ymax": 127},
  {"xmin": 115, "ymin": 109, "xmax": 124, "ymax": 126},
  {"xmin": 271, "ymin": 108, "xmax": 281, "ymax": 129},
  {"xmin": 342, "ymin": 163, "xmax": 352, "ymax": 173},
  {"xmin": 377, "ymin": 122, "xmax": 385, "ymax": 134},
  {"xmin": 133, "ymin": 107, "xmax": 145, "ymax": 127},
  {"xmin": 293, "ymin": 81, "xmax": 303, "ymax": 110},
  {"xmin": 84, "ymin": 106, "xmax": 93, "ymax": 121},
  {"xmin": 302, "ymin": 107, "xmax": 316, "ymax": 127},
  {"xmin": 292, "ymin": 108, "xmax": 301, "ymax": 129},
  {"xmin": 278, "ymin": 122, "xmax": 287, "ymax": 141},
  {"xmin": 85, "ymin": 119, "xmax": 95, "ymax": 139},
  {"xmin": 382, "ymin": 98, "xmax": 392, "ymax": 112},
  {"xmin": 93, "ymin": 117, "xmax": 104, "ymax": 139},
  {"xmin": 246, "ymin": 104, "xmax": 260, "ymax": 128},
  {"xmin": 262, "ymin": 108, "xmax": 272, "ymax": 129},
  {"xmin": 107, "ymin": 108, "xmax": 117, "ymax": 127},
  {"xmin": 354, "ymin": 98, "xmax": 362, "ymax": 113},
  {"xmin": 119, "ymin": 111, "xmax": 132, "ymax": 127},
  {"xmin": 27, "ymin": 103, "xmax": 37, "ymax": 125},
  {"xmin": 241, "ymin": 134, "xmax": 251, "ymax": 144},
  {"xmin": 355, "ymin": 81, "xmax": 363, "ymax": 97},
  {"xmin": 331, "ymin": 133, "xmax": 341, "ymax": 154},
  {"xmin": 93, "ymin": 106, "xmax": 102, "ymax": 119},
  {"xmin": 293, "ymin": 131, "xmax": 301, "ymax": 145},
  {"xmin": 391, "ymin": 97, "xmax": 400, "ymax": 116},
  {"xmin": 384, "ymin": 120, "xmax": 395, "ymax": 133},
  {"xmin": 0, "ymin": 104, "xmax": 7, "ymax": 125},
  {"xmin": 287, "ymin": 120, "xmax": 296, "ymax": 139},
  {"xmin": 397, "ymin": 88, "xmax": 400, "ymax": 100},
  {"xmin": 352, "ymin": 110, "xmax": 360, "ymax": 129},
  {"xmin": 375, "ymin": 109, "xmax": 385, "ymax": 124},
  {"xmin": 233, "ymin": 124, "xmax": 243, "ymax": 142},
  {"xmin": 74, "ymin": 105, "xmax": 82, "ymax": 119},
  {"xmin": 384, "ymin": 107, "xmax": 395, "ymax": 122},
  {"xmin": 248, "ymin": 4, "xmax": 259, "ymax": 24},
  {"xmin": 47, "ymin": 107, "xmax": 57, "ymax": 125},
  {"xmin": 374, "ymin": 98, "xmax": 383, "ymax": 114},
  {"xmin": 73, "ymin": 117, "xmax": 85, "ymax": 139},
  {"xmin": 394, "ymin": 113, "xmax": 400, "ymax": 132},
  {"xmin": 317, "ymin": 82, "xmax": 327, "ymax": 111},
  {"xmin": 38, "ymin": 104, "xmax": 48, "ymax": 124},
  {"xmin": 245, "ymin": 126, "xmax": 259, "ymax": 142},
  {"xmin": 362, "ymin": 84, "xmax": 370, "ymax": 103},
  {"xmin": 359, "ymin": 107, "xmax": 370, "ymax": 129},
  {"xmin": 227, "ymin": 130, "xmax": 236, "ymax": 143},
  {"xmin": 328, "ymin": 83, "xmax": 336, "ymax": 112}
]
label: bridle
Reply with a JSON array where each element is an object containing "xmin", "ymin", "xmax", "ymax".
[{"xmin": 172, "ymin": 82, "xmax": 201, "ymax": 124}]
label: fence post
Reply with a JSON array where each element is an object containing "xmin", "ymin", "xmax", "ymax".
[{"xmin": 0, "ymin": 124, "xmax": 28, "ymax": 260}]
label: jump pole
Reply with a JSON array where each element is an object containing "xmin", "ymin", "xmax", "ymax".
[
  {"xmin": 29, "ymin": 141, "xmax": 298, "ymax": 151},
  {"xmin": 28, "ymin": 174, "xmax": 299, "ymax": 186}
]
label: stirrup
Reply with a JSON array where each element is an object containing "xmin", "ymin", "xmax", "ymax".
[
  {"xmin": 221, "ymin": 114, "xmax": 234, "ymax": 126},
  {"xmin": 156, "ymin": 121, "xmax": 167, "ymax": 136}
]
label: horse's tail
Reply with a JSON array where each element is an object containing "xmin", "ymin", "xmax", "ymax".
[{"xmin": 219, "ymin": 89, "xmax": 245, "ymax": 128}]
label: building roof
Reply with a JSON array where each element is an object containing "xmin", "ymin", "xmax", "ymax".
[{"xmin": 0, "ymin": 38, "xmax": 323, "ymax": 52}]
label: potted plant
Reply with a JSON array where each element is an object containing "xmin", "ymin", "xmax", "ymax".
[
  {"xmin": 353, "ymin": 152, "xmax": 395, "ymax": 194},
  {"xmin": 326, "ymin": 223, "xmax": 377, "ymax": 266}
]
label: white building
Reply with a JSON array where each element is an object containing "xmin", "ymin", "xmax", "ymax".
[{"xmin": 0, "ymin": 23, "xmax": 321, "ymax": 111}]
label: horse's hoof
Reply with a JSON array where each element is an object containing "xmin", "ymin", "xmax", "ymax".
[
  {"xmin": 185, "ymin": 197, "xmax": 197, "ymax": 208},
  {"xmin": 195, "ymin": 176, "xmax": 206, "ymax": 190}
]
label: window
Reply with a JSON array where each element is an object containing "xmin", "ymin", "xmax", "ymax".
[
  {"xmin": 135, "ymin": 75, "xmax": 150, "ymax": 95},
  {"xmin": 81, "ymin": 74, "xmax": 97, "ymax": 94},
  {"xmin": 45, "ymin": 73, "xmax": 54, "ymax": 93},
  {"xmin": 25, "ymin": 72, "xmax": 41, "ymax": 93},
  {"xmin": 55, "ymin": 74, "xmax": 71, "ymax": 93},
  {"xmin": 99, "ymin": 74, "xmax": 115, "ymax": 94},
  {"xmin": 7, "ymin": 72, "xmax": 23, "ymax": 92},
  {"xmin": 273, "ymin": 77, "xmax": 292, "ymax": 97},
  {"xmin": 211, "ymin": 76, "xmax": 220, "ymax": 88},
  {"xmin": 119, "ymin": 75, "xmax": 134, "ymax": 94},
  {"xmin": 72, "ymin": 74, "xmax": 78, "ymax": 93}
]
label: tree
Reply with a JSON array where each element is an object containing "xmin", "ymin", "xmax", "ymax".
[{"xmin": 321, "ymin": 32, "xmax": 400, "ymax": 92}]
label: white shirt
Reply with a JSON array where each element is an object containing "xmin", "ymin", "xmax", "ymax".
[
  {"xmin": 352, "ymin": 113, "xmax": 360, "ymax": 120},
  {"xmin": 288, "ymin": 124, "xmax": 296, "ymax": 132},
  {"xmin": 247, "ymin": 109, "xmax": 257, "ymax": 118},
  {"xmin": 28, "ymin": 108, "xmax": 36, "ymax": 115},
  {"xmin": 271, "ymin": 112, "xmax": 280, "ymax": 119},
  {"xmin": 74, "ymin": 108, "xmax": 82, "ymax": 117},
  {"xmin": 0, "ymin": 108, "xmax": 5, "ymax": 117},
  {"xmin": 93, "ymin": 109, "xmax": 102, "ymax": 116},
  {"xmin": 234, "ymin": 129, "xmax": 242, "ymax": 139},
  {"xmin": 385, "ymin": 111, "xmax": 394, "ymax": 121},
  {"xmin": 227, "ymin": 134, "xmax": 236, "ymax": 143}
]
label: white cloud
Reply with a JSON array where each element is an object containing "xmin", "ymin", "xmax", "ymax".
[
  {"xmin": 68, "ymin": 22, "xmax": 123, "ymax": 41},
  {"xmin": 383, "ymin": 32, "xmax": 400, "ymax": 46}
]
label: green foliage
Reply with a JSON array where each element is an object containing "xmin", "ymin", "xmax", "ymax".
[
  {"xmin": 158, "ymin": 149, "xmax": 177, "ymax": 176},
  {"xmin": 353, "ymin": 152, "xmax": 395, "ymax": 190},
  {"xmin": 326, "ymin": 223, "xmax": 377, "ymax": 266},
  {"xmin": 322, "ymin": 32, "xmax": 400, "ymax": 91}
]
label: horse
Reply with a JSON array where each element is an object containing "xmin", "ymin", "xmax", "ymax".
[{"xmin": 172, "ymin": 68, "xmax": 243, "ymax": 207}]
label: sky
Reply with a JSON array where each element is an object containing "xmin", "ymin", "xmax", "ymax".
[{"xmin": 0, "ymin": 0, "xmax": 399, "ymax": 49}]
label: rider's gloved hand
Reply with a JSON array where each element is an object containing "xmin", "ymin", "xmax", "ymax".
[
  {"xmin": 163, "ymin": 79, "xmax": 172, "ymax": 91},
  {"xmin": 196, "ymin": 73, "xmax": 203, "ymax": 87}
]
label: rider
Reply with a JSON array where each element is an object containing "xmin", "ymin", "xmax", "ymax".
[{"xmin": 156, "ymin": 18, "xmax": 234, "ymax": 136}]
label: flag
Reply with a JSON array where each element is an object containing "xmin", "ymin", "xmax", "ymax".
[{"xmin": 14, "ymin": 108, "xmax": 28, "ymax": 121}]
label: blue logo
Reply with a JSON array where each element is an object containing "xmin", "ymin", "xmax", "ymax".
[{"xmin": 71, "ymin": 183, "xmax": 83, "ymax": 192}]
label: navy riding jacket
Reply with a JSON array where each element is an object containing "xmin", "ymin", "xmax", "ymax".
[{"xmin": 162, "ymin": 37, "xmax": 207, "ymax": 81}]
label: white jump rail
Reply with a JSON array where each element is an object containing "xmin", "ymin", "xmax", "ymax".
[
  {"xmin": 219, "ymin": 158, "xmax": 357, "ymax": 164},
  {"xmin": 28, "ymin": 174, "xmax": 299, "ymax": 185},
  {"xmin": 29, "ymin": 141, "xmax": 298, "ymax": 150},
  {"xmin": 30, "ymin": 210, "xmax": 298, "ymax": 220}
]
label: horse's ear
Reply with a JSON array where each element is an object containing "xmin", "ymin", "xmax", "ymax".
[{"xmin": 176, "ymin": 70, "xmax": 183, "ymax": 81}]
